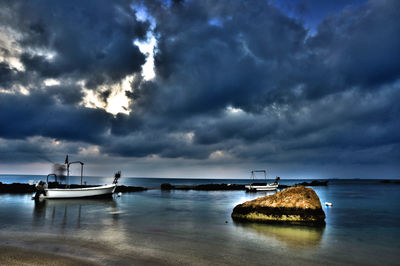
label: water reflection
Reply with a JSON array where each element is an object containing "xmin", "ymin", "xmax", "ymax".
[
  {"xmin": 234, "ymin": 221, "xmax": 325, "ymax": 249},
  {"xmin": 245, "ymin": 190, "xmax": 277, "ymax": 196},
  {"xmin": 33, "ymin": 198, "xmax": 119, "ymax": 229}
]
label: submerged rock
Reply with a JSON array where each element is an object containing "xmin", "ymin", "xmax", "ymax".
[
  {"xmin": 380, "ymin": 180, "xmax": 400, "ymax": 184},
  {"xmin": 0, "ymin": 183, "xmax": 36, "ymax": 193},
  {"xmin": 231, "ymin": 186, "xmax": 326, "ymax": 226},
  {"xmin": 161, "ymin": 183, "xmax": 174, "ymax": 190},
  {"xmin": 115, "ymin": 185, "xmax": 147, "ymax": 193},
  {"xmin": 295, "ymin": 180, "xmax": 328, "ymax": 186}
]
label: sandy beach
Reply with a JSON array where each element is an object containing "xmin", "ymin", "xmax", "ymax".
[
  {"xmin": 0, "ymin": 245, "xmax": 97, "ymax": 266},
  {"xmin": 0, "ymin": 233, "xmax": 196, "ymax": 266}
]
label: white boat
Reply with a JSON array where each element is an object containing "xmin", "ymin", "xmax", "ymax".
[
  {"xmin": 39, "ymin": 184, "xmax": 117, "ymax": 199},
  {"xmin": 245, "ymin": 170, "xmax": 279, "ymax": 191},
  {"xmin": 34, "ymin": 156, "xmax": 120, "ymax": 200},
  {"xmin": 245, "ymin": 183, "xmax": 279, "ymax": 191}
]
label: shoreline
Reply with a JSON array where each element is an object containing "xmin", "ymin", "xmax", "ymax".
[
  {"xmin": 0, "ymin": 232, "xmax": 222, "ymax": 265},
  {"xmin": 0, "ymin": 230, "xmax": 330, "ymax": 266},
  {"xmin": 0, "ymin": 244, "xmax": 97, "ymax": 266},
  {"xmin": 0, "ymin": 233, "xmax": 172, "ymax": 265}
]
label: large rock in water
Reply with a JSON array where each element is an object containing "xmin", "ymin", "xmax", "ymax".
[{"xmin": 231, "ymin": 186, "xmax": 326, "ymax": 226}]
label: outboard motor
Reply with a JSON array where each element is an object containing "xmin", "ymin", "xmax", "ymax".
[
  {"xmin": 113, "ymin": 171, "xmax": 121, "ymax": 184},
  {"xmin": 271, "ymin": 176, "xmax": 280, "ymax": 186},
  {"xmin": 34, "ymin": 181, "xmax": 47, "ymax": 200}
]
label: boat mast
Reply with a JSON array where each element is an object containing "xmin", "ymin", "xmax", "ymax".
[
  {"xmin": 81, "ymin": 164, "xmax": 83, "ymax": 185},
  {"xmin": 65, "ymin": 155, "xmax": 69, "ymax": 186},
  {"xmin": 65, "ymin": 155, "xmax": 84, "ymax": 186}
]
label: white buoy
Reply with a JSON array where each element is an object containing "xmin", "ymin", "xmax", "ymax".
[
  {"xmin": 117, "ymin": 192, "xmax": 122, "ymax": 197},
  {"xmin": 325, "ymin": 202, "xmax": 333, "ymax": 207}
]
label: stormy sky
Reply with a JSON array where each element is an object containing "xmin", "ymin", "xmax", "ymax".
[{"xmin": 0, "ymin": 0, "xmax": 399, "ymax": 179}]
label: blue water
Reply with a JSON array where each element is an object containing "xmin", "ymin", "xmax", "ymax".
[{"xmin": 0, "ymin": 175, "xmax": 399, "ymax": 265}]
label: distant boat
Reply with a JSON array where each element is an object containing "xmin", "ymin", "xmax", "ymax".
[
  {"xmin": 245, "ymin": 170, "xmax": 279, "ymax": 192},
  {"xmin": 34, "ymin": 156, "xmax": 120, "ymax": 200}
]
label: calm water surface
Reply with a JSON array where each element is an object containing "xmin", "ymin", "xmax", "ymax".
[{"xmin": 0, "ymin": 178, "xmax": 399, "ymax": 265}]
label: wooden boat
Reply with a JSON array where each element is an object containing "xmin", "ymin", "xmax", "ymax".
[
  {"xmin": 34, "ymin": 156, "xmax": 120, "ymax": 199},
  {"xmin": 245, "ymin": 170, "xmax": 279, "ymax": 191}
]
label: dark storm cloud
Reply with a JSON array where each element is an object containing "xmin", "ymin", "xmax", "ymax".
[
  {"xmin": 146, "ymin": 0, "xmax": 309, "ymax": 114},
  {"xmin": 110, "ymin": 113, "xmax": 144, "ymax": 136},
  {"xmin": 140, "ymin": 0, "xmax": 400, "ymax": 114},
  {"xmin": 0, "ymin": 62, "xmax": 16, "ymax": 88},
  {"xmin": 46, "ymin": 84, "xmax": 85, "ymax": 105},
  {"xmin": 108, "ymin": 0, "xmax": 400, "ymax": 165},
  {"xmin": 0, "ymin": 0, "xmax": 399, "ymax": 176},
  {"xmin": 192, "ymin": 112, "xmax": 278, "ymax": 145},
  {"xmin": 309, "ymin": 0, "xmax": 400, "ymax": 87},
  {"xmin": 2, "ymin": 0, "xmax": 147, "ymax": 89},
  {"xmin": 0, "ymin": 92, "xmax": 112, "ymax": 143},
  {"xmin": 0, "ymin": 137, "xmax": 82, "ymax": 163},
  {"xmin": 208, "ymin": 80, "xmax": 398, "ymax": 150},
  {"xmin": 102, "ymin": 130, "xmax": 212, "ymax": 159},
  {"xmin": 0, "ymin": 0, "xmax": 149, "ymax": 160}
]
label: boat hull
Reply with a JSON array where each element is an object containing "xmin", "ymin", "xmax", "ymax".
[
  {"xmin": 41, "ymin": 184, "xmax": 117, "ymax": 199},
  {"xmin": 245, "ymin": 184, "xmax": 278, "ymax": 191}
]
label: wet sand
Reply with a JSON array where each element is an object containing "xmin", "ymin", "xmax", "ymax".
[
  {"xmin": 0, "ymin": 245, "xmax": 97, "ymax": 266},
  {"xmin": 0, "ymin": 233, "xmax": 192, "ymax": 265},
  {"xmin": 0, "ymin": 233, "xmax": 330, "ymax": 266}
]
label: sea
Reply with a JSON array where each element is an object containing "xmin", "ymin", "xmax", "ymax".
[{"xmin": 0, "ymin": 175, "xmax": 399, "ymax": 265}]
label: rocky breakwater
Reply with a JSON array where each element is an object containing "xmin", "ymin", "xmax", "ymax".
[
  {"xmin": 161, "ymin": 183, "xmax": 245, "ymax": 191},
  {"xmin": 231, "ymin": 186, "xmax": 326, "ymax": 226}
]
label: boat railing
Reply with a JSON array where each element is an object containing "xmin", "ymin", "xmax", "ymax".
[
  {"xmin": 250, "ymin": 170, "xmax": 267, "ymax": 183},
  {"xmin": 46, "ymin": 173, "xmax": 58, "ymax": 184}
]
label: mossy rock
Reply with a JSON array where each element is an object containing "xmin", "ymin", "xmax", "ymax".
[{"xmin": 232, "ymin": 186, "xmax": 325, "ymax": 226}]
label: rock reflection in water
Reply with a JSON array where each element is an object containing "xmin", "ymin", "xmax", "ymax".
[
  {"xmin": 234, "ymin": 221, "xmax": 325, "ymax": 249},
  {"xmin": 33, "ymin": 198, "xmax": 119, "ymax": 230}
]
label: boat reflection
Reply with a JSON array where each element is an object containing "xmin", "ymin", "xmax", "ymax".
[
  {"xmin": 245, "ymin": 190, "xmax": 277, "ymax": 196},
  {"xmin": 234, "ymin": 221, "xmax": 325, "ymax": 249},
  {"xmin": 33, "ymin": 198, "xmax": 119, "ymax": 229}
]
